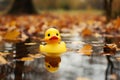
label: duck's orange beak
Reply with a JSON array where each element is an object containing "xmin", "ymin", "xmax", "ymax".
[
  {"xmin": 47, "ymin": 36, "xmax": 60, "ymax": 43},
  {"xmin": 49, "ymin": 36, "xmax": 58, "ymax": 40}
]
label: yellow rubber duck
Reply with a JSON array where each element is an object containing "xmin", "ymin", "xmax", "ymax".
[
  {"xmin": 39, "ymin": 28, "xmax": 66, "ymax": 72},
  {"xmin": 40, "ymin": 28, "xmax": 66, "ymax": 57}
]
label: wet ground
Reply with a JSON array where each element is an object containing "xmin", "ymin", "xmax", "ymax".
[{"xmin": 0, "ymin": 33, "xmax": 120, "ymax": 80}]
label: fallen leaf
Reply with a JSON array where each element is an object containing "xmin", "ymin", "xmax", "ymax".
[
  {"xmin": 103, "ymin": 44, "xmax": 117, "ymax": 55},
  {"xmin": 24, "ymin": 42, "xmax": 37, "ymax": 46},
  {"xmin": 28, "ymin": 53, "xmax": 43, "ymax": 58},
  {"xmin": 20, "ymin": 57, "xmax": 34, "ymax": 61},
  {"xmin": 78, "ymin": 44, "xmax": 93, "ymax": 56},
  {"xmin": 4, "ymin": 29, "xmax": 20, "ymax": 41},
  {"xmin": 0, "ymin": 52, "xmax": 10, "ymax": 56},
  {"xmin": 81, "ymin": 28, "xmax": 93, "ymax": 37},
  {"xmin": 0, "ymin": 56, "xmax": 8, "ymax": 64},
  {"xmin": 114, "ymin": 17, "xmax": 120, "ymax": 29}
]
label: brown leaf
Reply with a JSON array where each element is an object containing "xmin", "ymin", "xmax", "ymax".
[{"xmin": 103, "ymin": 44, "xmax": 117, "ymax": 55}]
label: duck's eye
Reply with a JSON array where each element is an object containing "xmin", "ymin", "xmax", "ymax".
[
  {"xmin": 48, "ymin": 65, "xmax": 50, "ymax": 68},
  {"xmin": 48, "ymin": 33, "xmax": 50, "ymax": 36},
  {"xmin": 56, "ymin": 33, "xmax": 59, "ymax": 36}
]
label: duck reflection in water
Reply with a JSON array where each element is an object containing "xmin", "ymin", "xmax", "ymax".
[
  {"xmin": 40, "ymin": 28, "xmax": 67, "ymax": 72},
  {"xmin": 45, "ymin": 56, "xmax": 61, "ymax": 73}
]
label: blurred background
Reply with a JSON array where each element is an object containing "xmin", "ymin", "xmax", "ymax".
[
  {"xmin": 0, "ymin": 0, "xmax": 120, "ymax": 19},
  {"xmin": 0, "ymin": 0, "xmax": 120, "ymax": 80}
]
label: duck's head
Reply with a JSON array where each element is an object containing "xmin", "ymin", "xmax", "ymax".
[{"xmin": 44, "ymin": 28, "xmax": 61, "ymax": 43}]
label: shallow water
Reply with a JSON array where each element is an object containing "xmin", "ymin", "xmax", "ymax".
[{"xmin": 0, "ymin": 33, "xmax": 120, "ymax": 80}]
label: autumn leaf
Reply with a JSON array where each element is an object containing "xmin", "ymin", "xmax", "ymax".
[
  {"xmin": 4, "ymin": 29, "xmax": 20, "ymax": 42},
  {"xmin": 0, "ymin": 36, "xmax": 2, "ymax": 42},
  {"xmin": 24, "ymin": 42, "xmax": 37, "ymax": 46},
  {"xmin": 81, "ymin": 27, "xmax": 93, "ymax": 37},
  {"xmin": 9, "ymin": 21, "xmax": 16, "ymax": 27},
  {"xmin": 28, "ymin": 53, "xmax": 43, "ymax": 58},
  {"xmin": 20, "ymin": 57, "xmax": 34, "ymax": 61},
  {"xmin": 103, "ymin": 44, "xmax": 117, "ymax": 55},
  {"xmin": 0, "ymin": 52, "xmax": 10, "ymax": 56},
  {"xmin": 0, "ymin": 56, "xmax": 8, "ymax": 64},
  {"xmin": 78, "ymin": 44, "xmax": 93, "ymax": 56},
  {"xmin": 113, "ymin": 17, "xmax": 120, "ymax": 29}
]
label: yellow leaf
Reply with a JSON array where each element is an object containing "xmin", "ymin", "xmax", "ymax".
[
  {"xmin": 28, "ymin": 53, "xmax": 43, "ymax": 58},
  {"xmin": 0, "ymin": 56, "xmax": 8, "ymax": 64},
  {"xmin": 20, "ymin": 57, "xmax": 34, "ymax": 61},
  {"xmin": 0, "ymin": 52, "xmax": 10, "ymax": 56}
]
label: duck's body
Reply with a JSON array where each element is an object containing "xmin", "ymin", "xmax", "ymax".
[
  {"xmin": 40, "ymin": 41, "xmax": 66, "ymax": 57},
  {"xmin": 40, "ymin": 28, "xmax": 66, "ymax": 57}
]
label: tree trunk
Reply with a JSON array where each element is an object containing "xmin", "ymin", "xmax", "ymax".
[
  {"xmin": 14, "ymin": 61, "xmax": 24, "ymax": 80},
  {"xmin": 104, "ymin": 0, "xmax": 113, "ymax": 22},
  {"xmin": 8, "ymin": 0, "xmax": 37, "ymax": 15},
  {"xmin": 15, "ymin": 38, "xmax": 30, "ymax": 59}
]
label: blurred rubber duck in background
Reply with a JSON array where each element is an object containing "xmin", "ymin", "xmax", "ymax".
[{"xmin": 40, "ymin": 28, "xmax": 66, "ymax": 72}]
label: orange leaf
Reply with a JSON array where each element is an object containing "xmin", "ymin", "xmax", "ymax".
[
  {"xmin": 4, "ymin": 29, "xmax": 20, "ymax": 41},
  {"xmin": 78, "ymin": 44, "xmax": 93, "ymax": 56},
  {"xmin": 20, "ymin": 57, "xmax": 34, "ymax": 61},
  {"xmin": 114, "ymin": 17, "xmax": 120, "ymax": 29},
  {"xmin": 81, "ymin": 28, "xmax": 93, "ymax": 37}
]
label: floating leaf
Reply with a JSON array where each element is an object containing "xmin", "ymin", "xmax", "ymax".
[
  {"xmin": 0, "ymin": 56, "xmax": 8, "ymax": 64},
  {"xmin": 81, "ymin": 28, "xmax": 93, "ymax": 37},
  {"xmin": 0, "ymin": 52, "xmax": 10, "ymax": 56},
  {"xmin": 103, "ymin": 44, "xmax": 117, "ymax": 55},
  {"xmin": 20, "ymin": 57, "xmax": 34, "ymax": 61},
  {"xmin": 114, "ymin": 17, "xmax": 120, "ymax": 29},
  {"xmin": 24, "ymin": 42, "xmax": 37, "ymax": 46},
  {"xmin": 28, "ymin": 53, "xmax": 43, "ymax": 58},
  {"xmin": 4, "ymin": 29, "xmax": 20, "ymax": 42},
  {"xmin": 78, "ymin": 44, "xmax": 93, "ymax": 56}
]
